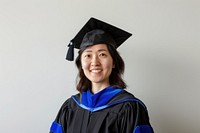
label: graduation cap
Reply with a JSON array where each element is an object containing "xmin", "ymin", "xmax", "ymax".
[{"xmin": 66, "ymin": 17, "xmax": 132, "ymax": 61}]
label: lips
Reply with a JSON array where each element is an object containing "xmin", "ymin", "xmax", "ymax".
[{"xmin": 90, "ymin": 69, "xmax": 102, "ymax": 73}]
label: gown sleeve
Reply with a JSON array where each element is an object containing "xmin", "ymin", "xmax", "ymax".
[
  {"xmin": 117, "ymin": 101, "xmax": 154, "ymax": 133},
  {"xmin": 49, "ymin": 99, "xmax": 70, "ymax": 133}
]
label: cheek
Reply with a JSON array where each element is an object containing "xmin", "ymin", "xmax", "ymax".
[
  {"xmin": 81, "ymin": 61, "xmax": 89, "ymax": 70},
  {"xmin": 105, "ymin": 60, "xmax": 114, "ymax": 71}
]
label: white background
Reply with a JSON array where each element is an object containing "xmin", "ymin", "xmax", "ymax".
[{"xmin": 0, "ymin": 0, "xmax": 200, "ymax": 133}]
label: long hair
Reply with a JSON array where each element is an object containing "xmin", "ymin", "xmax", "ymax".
[{"xmin": 75, "ymin": 44, "xmax": 127, "ymax": 92}]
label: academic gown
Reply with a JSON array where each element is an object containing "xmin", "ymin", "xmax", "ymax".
[{"xmin": 50, "ymin": 86, "xmax": 154, "ymax": 133}]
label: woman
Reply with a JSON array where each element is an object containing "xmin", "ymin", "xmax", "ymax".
[{"xmin": 50, "ymin": 17, "xmax": 154, "ymax": 133}]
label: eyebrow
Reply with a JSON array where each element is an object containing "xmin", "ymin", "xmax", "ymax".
[{"xmin": 84, "ymin": 49, "xmax": 108, "ymax": 52}]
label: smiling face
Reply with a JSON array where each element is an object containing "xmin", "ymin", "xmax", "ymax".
[{"xmin": 81, "ymin": 44, "xmax": 114, "ymax": 87}]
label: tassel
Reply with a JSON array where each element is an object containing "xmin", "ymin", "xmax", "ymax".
[{"xmin": 66, "ymin": 41, "xmax": 74, "ymax": 61}]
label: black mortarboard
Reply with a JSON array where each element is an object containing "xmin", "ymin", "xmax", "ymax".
[{"xmin": 66, "ymin": 17, "xmax": 132, "ymax": 61}]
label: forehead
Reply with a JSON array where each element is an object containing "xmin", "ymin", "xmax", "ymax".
[{"xmin": 82, "ymin": 44, "xmax": 109, "ymax": 52}]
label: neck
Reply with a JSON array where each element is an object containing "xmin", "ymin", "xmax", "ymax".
[{"xmin": 91, "ymin": 83, "xmax": 110, "ymax": 94}]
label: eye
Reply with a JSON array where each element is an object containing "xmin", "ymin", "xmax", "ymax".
[
  {"xmin": 99, "ymin": 53, "xmax": 106, "ymax": 57},
  {"xmin": 84, "ymin": 54, "xmax": 91, "ymax": 58}
]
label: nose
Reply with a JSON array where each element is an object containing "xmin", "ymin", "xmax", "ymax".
[{"xmin": 91, "ymin": 55, "xmax": 100, "ymax": 66}]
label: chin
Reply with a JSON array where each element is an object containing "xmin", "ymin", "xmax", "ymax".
[{"xmin": 91, "ymin": 80, "xmax": 103, "ymax": 84}]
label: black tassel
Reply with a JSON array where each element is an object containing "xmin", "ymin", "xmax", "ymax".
[{"xmin": 66, "ymin": 41, "xmax": 74, "ymax": 61}]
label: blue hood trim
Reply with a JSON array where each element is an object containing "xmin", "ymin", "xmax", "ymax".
[
  {"xmin": 50, "ymin": 122, "xmax": 63, "ymax": 133},
  {"xmin": 81, "ymin": 86, "xmax": 124, "ymax": 108},
  {"xmin": 133, "ymin": 125, "xmax": 154, "ymax": 133},
  {"xmin": 72, "ymin": 96, "xmax": 146, "ymax": 112}
]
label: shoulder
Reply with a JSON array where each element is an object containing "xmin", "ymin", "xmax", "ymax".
[
  {"xmin": 59, "ymin": 93, "xmax": 81, "ymax": 112},
  {"xmin": 114, "ymin": 91, "xmax": 151, "ymax": 124},
  {"xmin": 109, "ymin": 90, "xmax": 147, "ymax": 108},
  {"xmin": 54, "ymin": 94, "xmax": 80, "ymax": 121},
  {"xmin": 108, "ymin": 90, "xmax": 149, "ymax": 117}
]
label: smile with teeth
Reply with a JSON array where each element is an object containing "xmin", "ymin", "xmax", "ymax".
[{"xmin": 90, "ymin": 69, "xmax": 102, "ymax": 73}]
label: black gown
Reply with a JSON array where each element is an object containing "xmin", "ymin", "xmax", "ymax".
[{"xmin": 49, "ymin": 86, "xmax": 154, "ymax": 133}]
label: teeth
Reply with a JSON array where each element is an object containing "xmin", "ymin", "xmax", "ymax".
[{"xmin": 91, "ymin": 70, "xmax": 102, "ymax": 73}]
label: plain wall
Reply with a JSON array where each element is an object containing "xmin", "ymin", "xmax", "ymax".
[{"xmin": 0, "ymin": 0, "xmax": 200, "ymax": 132}]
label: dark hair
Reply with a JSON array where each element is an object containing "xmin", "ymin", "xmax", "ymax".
[{"xmin": 75, "ymin": 44, "xmax": 127, "ymax": 92}]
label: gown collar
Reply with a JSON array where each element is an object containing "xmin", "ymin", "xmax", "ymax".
[{"xmin": 81, "ymin": 86, "xmax": 123, "ymax": 108}]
